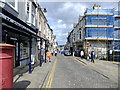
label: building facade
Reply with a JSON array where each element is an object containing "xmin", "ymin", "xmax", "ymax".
[
  {"xmin": 66, "ymin": 4, "xmax": 120, "ymax": 61},
  {"xmin": 0, "ymin": 0, "xmax": 55, "ymax": 69},
  {"xmin": 1, "ymin": 0, "xmax": 39, "ymax": 68},
  {"xmin": 84, "ymin": 5, "xmax": 115, "ymax": 60}
]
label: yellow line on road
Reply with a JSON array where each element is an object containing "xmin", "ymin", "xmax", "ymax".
[{"xmin": 46, "ymin": 58, "xmax": 57, "ymax": 88}]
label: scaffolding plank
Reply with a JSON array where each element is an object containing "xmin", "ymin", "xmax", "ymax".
[
  {"xmin": 85, "ymin": 38, "xmax": 114, "ymax": 40},
  {"xmin": 85, "ymin": 13, "xmax": 113, "ymax": 15},
  {"xmin": 85, "ymin": 25, "xmax": 113, "ymax": 27}
]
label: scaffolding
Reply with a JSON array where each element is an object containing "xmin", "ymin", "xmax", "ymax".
[{"xmin": 84, "ymin": 7, "xmax": 120, "ymax": 61}]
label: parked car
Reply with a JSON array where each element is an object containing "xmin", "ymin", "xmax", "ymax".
[{"xmin": 64, "ymin": 50, "xmax": 71, "ymax": 56}]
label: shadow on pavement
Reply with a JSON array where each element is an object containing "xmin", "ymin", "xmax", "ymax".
[
  {"xmin": 14, "ymin": 80, "xmax": 31, "ymax": 89},
  {"xmin": 14, "ymin": 62, "xmax": 40, "ymax": 77}
]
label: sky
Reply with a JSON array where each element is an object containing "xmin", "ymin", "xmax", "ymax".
[{"xmin": 38, "ymin": 1, "xmax": 119, "ymax": 45}]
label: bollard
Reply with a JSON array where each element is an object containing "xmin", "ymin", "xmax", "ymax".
[{"xmin": 0, "ymin": 44, "xmax": 15, "ymax": 89}]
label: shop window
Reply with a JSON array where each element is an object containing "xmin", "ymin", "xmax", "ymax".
[{"xmin": 20, "ymin": 42, "xmax": 29, "ymax": 60}]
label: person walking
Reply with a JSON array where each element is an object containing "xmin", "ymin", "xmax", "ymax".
[
  {"xmin": 51, "ymin": 50, "xmax": 54, "ymax": 56},
  {"xmin": 80, "ymin": 50, "xmax": 84, "ymax": 59},
  {"xmin": 91, "ymin": 51, "xmax": 95, "ymax": 63},
  {"xmin": 46, "ymin": 50, "xmax": 52, "ymax": 62},
  {"xmin": 55, "ymin": 50, "xmax": 57, "ymax": 56},
  {"xmin": 41, "ymin": 48, "xmax": 44, "ymax": 62},
  {"xmin": 73, "ymin": 51, "xmax": 75, "ymax": 57}
]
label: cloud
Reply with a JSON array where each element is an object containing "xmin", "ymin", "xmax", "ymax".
[
  {"xmin": 39, "ymin": 2, "xmax": 118, "ymax": 45},
  {"xmin": 58, "ymin": 19, "xmax": 63, "ymax": 23},
  {"xmin": 62, "ymin": 2, "xmax": 86, "ymax": 15}
]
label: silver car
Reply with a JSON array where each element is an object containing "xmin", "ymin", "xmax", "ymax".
[{"xmin": 64, "ymin": 50, "xmax": 71, "ymax": 56}]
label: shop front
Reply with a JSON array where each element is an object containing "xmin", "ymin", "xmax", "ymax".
[{"xmin": 1, "ymin": 7, "xmax": 38, "ymax": 68}]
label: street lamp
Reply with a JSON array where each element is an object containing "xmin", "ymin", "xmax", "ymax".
[{"xmin": 41, "ymin": 8, "xmax": 47, "ymax": 13}]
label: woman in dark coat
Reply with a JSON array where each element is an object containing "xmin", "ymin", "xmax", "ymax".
[{"xmin": 91, "ymin": 51, "xmax": 95, "ymax": 63}]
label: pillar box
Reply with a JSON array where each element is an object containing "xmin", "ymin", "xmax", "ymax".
[{"xmin": 0, "ymin": 44, "xmax": 15, "ymax": 89}]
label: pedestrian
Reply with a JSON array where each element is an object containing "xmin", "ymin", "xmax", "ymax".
[
  {"xmin": 51, "ymin": 50, "xmax": 54, "ymax": 56},
  {"xmin": 73, "ymin": 51, "xmax": 75, "ymax": 56},
  {"xmin": 87, "ymin": 52, "xmax": 91, "ymax": 61},
  {"xmin": 55, "ymin": 50, "xmax": 57, "ymax": 56},
  {"xmin": 41, "ymin": 48, "xmax": 44, "ymax": 62},
  {"xmin": 91, "ymin": 51, "xmax": 95, "ymax": 63},
  {"xmin": 80, "ymin": 50, "xmax": 84, "ymax": 59},
  {"xmin": 46, "ymin": 50, "xmax": 52, "ymax": 62}
]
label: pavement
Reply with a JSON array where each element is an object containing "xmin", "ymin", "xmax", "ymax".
[
  {"xmin": 14, "ymin": 56, "xmax": 56, "ymax": 88},
  {"xmin": 72, "ymin": 56, "xmax": 119, "ymax": 84}
]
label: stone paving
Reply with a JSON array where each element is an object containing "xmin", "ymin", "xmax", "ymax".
[{"xmin": 14, "ymin": 56, "xmax": 56, "ymax": 88}]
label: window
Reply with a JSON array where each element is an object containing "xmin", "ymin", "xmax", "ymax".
[
  {"xmin": 80, "ymin": 31, "xmax": 81, "ymax": 39},
  {"xmin": 31, "ymin": 4, "xmax": 36, "ymax": 25},
  {"xmin": 27, "ymin": 2, "xmax": 29, "ymax": 11},
  {"xmin": 26, "ymin": 2, "xmax": 30, "ymax": 22},
  {"xmin": 9, "ymin": 2, "xmax": 15, "ymax": 7},
  {"xmin": 7, "ymin": 0, "xmax": 18, "ymax": 11}
]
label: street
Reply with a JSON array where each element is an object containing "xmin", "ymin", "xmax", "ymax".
[
  {"xmin": 47, "ymin": 54, "xmax": 118, "ymax": 88},
  {"xmin": 1, "ymin": 1, "xmax": 120, "ymax": 89},
  {"xmin": 13, "ymin": 53, "xmax": 118, "ymax": 88}
]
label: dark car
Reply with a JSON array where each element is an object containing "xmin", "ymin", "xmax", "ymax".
[{"xmin": 64, "ymin": 50, "xmax": 71, "ymax": 56}]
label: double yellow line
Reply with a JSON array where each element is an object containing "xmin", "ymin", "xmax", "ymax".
[{"xmin": 45, "ymin": 58, "xmax": 57, "ymax": 88}]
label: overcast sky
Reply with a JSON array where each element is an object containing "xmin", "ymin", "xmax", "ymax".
[{"xmin": 39, "ymin": 1, "xmax": 119, "ymax": 45}]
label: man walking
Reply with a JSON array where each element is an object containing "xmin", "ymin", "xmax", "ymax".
[
  {"xmin": 51, "ymin": 50, "xmax": 54, "ymax": 56},
  {"xmin": 91, "ymin": 51, "xmax": 95, "ymax": 63},
  {"xmin": 80, "ymin": 50, "xmax": 84, "ymax": 59},
  {"xmin": 55, "ymin": 50, "xmax": 57, "ymax": 56}
]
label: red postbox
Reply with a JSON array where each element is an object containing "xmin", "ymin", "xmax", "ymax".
[{"xmin": 0, "ymin": 44, "xmax": 15, "ymax": 89}]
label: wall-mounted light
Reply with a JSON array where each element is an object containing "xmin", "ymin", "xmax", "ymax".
[{"xmin": 41, "ymin": 8, "xmax": 47, "ymax": 13}]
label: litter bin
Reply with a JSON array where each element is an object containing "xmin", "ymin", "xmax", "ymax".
[{"xmin": 0, "ymin": 44, "xmax": 15, "ymax": 89}]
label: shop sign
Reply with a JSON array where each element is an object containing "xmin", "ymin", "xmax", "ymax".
[
  {"xmin": 1, "ymin": 13, "xmax": 36, "ymax": 35},
  {"xmin": 102, "ymin": 49, "xmax": 107, "ymax": 54},
  {"xmin": 86, "ymin": 42, "xmax": 91, "ymax": 47}
]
